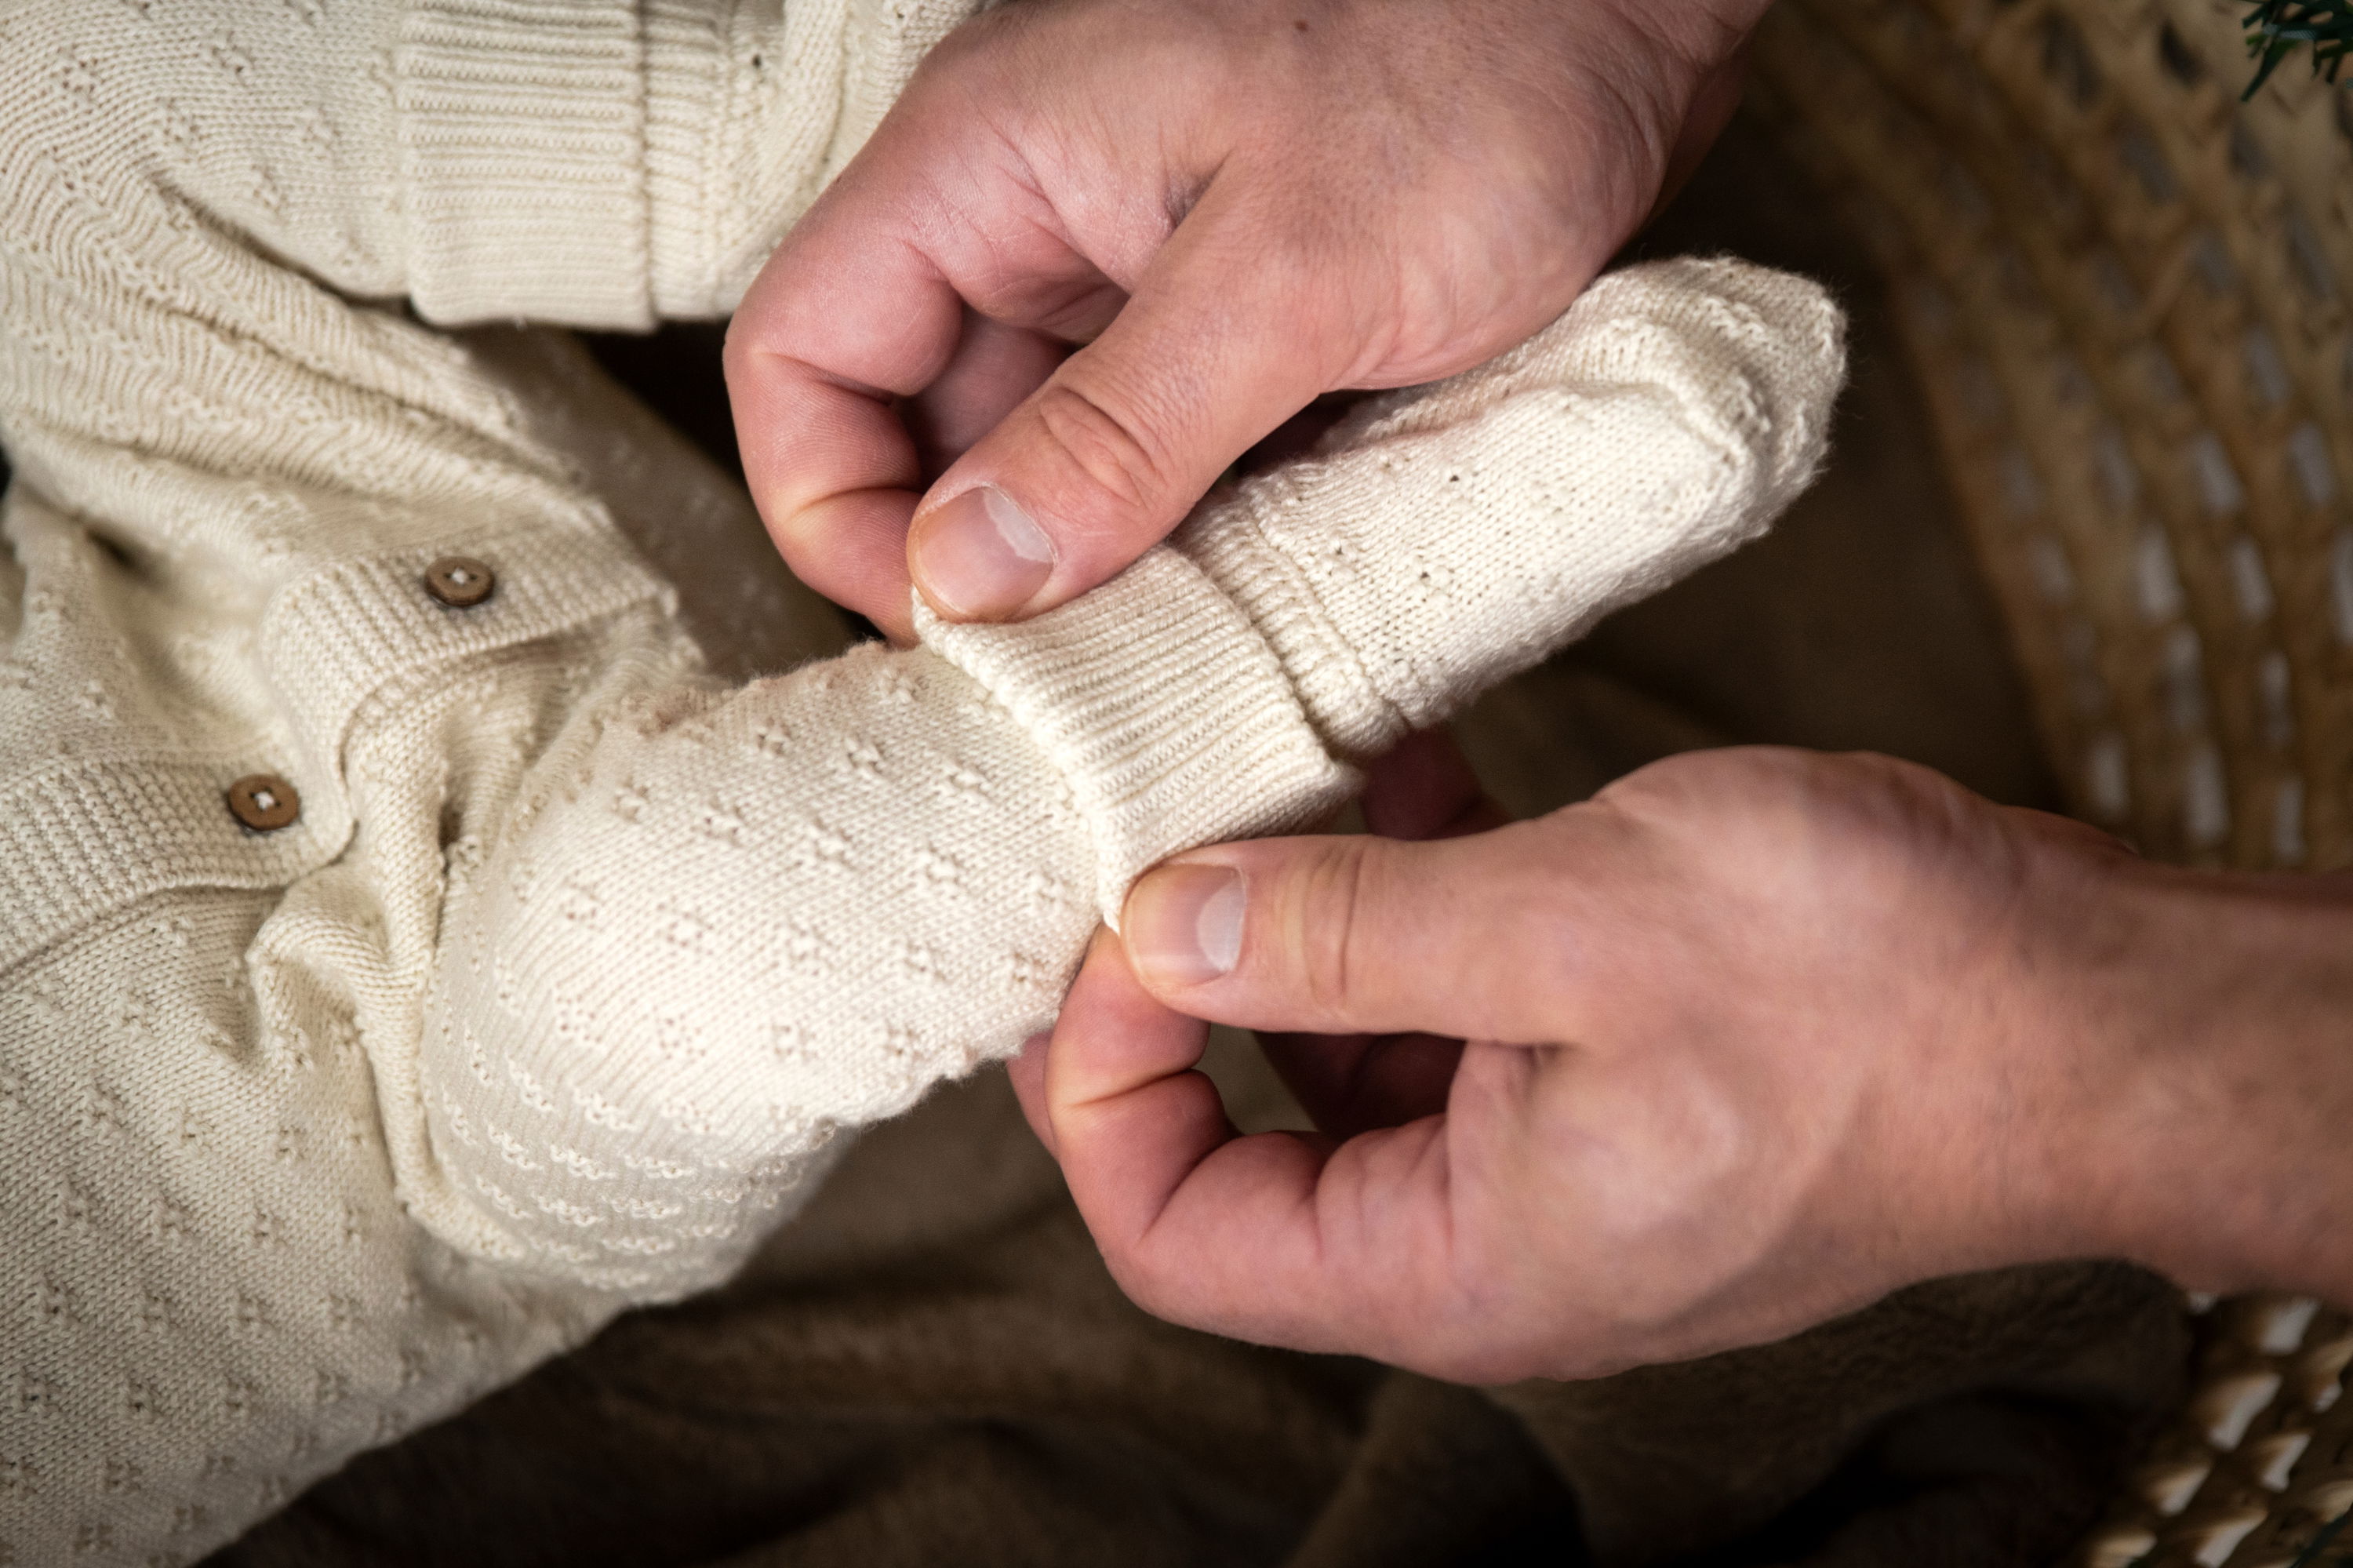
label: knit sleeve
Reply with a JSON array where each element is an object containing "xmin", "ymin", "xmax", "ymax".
[
  {"xmin": 402, "ymin": 564, "xmax": 1351, "ymax": 1291},
  {"xmin": 1182, "ymin": 258, "xmax": 1849, "ymax": 761},
  {"xmin": 46, "ymin": 0, "xmax": 979, "ymax": 330},
  {"xmin": 398, "ymin": 0, "xmax": 991, "ymax": 325}
]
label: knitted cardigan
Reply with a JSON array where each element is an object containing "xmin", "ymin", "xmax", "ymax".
[{"xmin": 0, "ymin": 0, "xmax": 1845, "ymax": 1558}]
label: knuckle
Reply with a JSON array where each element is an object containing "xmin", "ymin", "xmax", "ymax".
[
  {"xmin": 718, "ymin": 319, "xmax": 755, "ymax": 377},
  {"xmin": 1102, "ymin": 1244, "xmax": 1190, "ymax": 1327},
  {"xmin": 758, "ymin": 493, "xmax": 839, "ymax": 570},
  {"xmin": 1025, "ymin": 380, "xmax": 1173, "ymax": 519},
  {"xmin": 918, "ymin": 2, "xmax": 1030, "ymax": 75},
  {"xmin": 1289, "ymin": 839, "xmax": 1377, "ymax": 1019}
]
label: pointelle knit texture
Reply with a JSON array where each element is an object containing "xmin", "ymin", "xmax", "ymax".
[{"xmin": 0, "ymin": 0, "xmax": 1846, "ymax": 1559}]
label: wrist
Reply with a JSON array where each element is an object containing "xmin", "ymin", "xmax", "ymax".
[{"xmin": 2035, "ymin": 852, "xmax": 2353, "ymax": 1302}]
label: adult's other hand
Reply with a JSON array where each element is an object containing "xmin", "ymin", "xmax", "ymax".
[
  {"xmin": 726, "ymin": 0, "xmax": 1764, "ymax": 641},
  {"xmin": 1010, "ymin": 747, "xmax": 2353, "ymax": 1383}
]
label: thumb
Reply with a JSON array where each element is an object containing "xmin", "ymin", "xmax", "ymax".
[
  {"xmin": 1118, "ymin": 822, "xmax": 1572, "ymax": 1043},
  {"xmin": 906, "ymin": 186, "xmax": 1346, "ymax": 622}
]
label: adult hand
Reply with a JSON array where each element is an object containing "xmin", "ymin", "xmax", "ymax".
[
  {"xmin": 725, "ymin": 0, "xmax": 1765, "ymax": 641},
  {"xmin": 1009, "ymin": 746, "xmax": 2353, "ymax": 1383}
]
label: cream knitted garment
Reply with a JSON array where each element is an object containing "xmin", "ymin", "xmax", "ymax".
[{"xmin": 0, "ymin": 0, "xmax": 1846, "ymax": 1559}]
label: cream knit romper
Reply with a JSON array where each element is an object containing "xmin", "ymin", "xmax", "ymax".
[{"xmin": 0, "ymin": 0, "xmax": 1846, "ymax": 1558}]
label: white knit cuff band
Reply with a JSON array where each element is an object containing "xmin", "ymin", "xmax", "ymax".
[
  {"xmin": 398, "ymin": 0, "xmax": 655, "ymax": 329},
  {"xmin": 642, "ymin": 0, "xmax": 730, "ymax": 319},
  {"xmin": 1176, "ymin": 504, "xmax": 1412, "ymax": 762},
  {"xmin": 916, "ymin": 548, "xmax": 1358, "ymax": 926}
]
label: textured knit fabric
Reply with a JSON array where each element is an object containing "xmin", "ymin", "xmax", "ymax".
[{"xmin": 0, "ymin": 0, "xmax": 1845, "ymax": 1560}]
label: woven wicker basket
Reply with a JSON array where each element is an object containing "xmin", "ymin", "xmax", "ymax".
[{"xmin": 1743, "ymin": 0, "xmax": 2353, "ymax": 1561}]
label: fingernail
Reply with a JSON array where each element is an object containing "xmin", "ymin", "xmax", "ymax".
[
  {"xmin": 1124, "ymin": 864, "xmax": 1246, "ymax": 986},
  {"xmin": 913, "ymin": 486, "xmax": 1056, "ymax": 620}
]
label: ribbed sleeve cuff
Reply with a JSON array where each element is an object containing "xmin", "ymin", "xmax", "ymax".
[
  {"xmin": 1177, "ymin": 504, "xmax": 1411, "ymax": 763},
  {"xmin": 398, "ymin": 0, "xmax": 656, "ymax": 329},
  {"xmin": 643, "ymin": 0, "xmax": 730, "ymax": 318},
  {"xmin": 917, "ymin": 549, "xmax": 1358, "ymax": 926}
]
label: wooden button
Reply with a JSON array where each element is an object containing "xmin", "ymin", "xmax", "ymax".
[
  {"xmin": 424, "ymin": 555, "xmax": 496, "ymax": 608},
  {"xmin": 226, "ymin": 773, "xmax": 300, "ymax": 832}
]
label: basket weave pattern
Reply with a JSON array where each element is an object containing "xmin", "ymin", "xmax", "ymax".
[
  {"xmin": 1754, "ymin": 0, "xmax": 2351, "ymax": 868},
  {"xmin": 1745, "ymin": 0, "xmax": 2353, "ymax": 1560}
]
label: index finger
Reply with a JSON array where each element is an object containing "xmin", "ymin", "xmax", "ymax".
[
  {"xmin": 1033, "ymin": 931, "xmax": 1468, "ymax": 1362},
  {"xmin": 725, "ymin": 176, "xmax": 966, "ymax": 639}
]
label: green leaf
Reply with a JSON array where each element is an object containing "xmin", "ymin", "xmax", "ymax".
[{"xmin": 2242, "ymin": 0, "xmax": 2353, "ymax": 100}]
